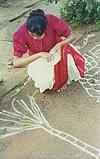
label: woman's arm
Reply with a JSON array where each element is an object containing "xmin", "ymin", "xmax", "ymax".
[
  {"xmin": 60, "ymin": 31, "xmax": 75, "ymax": 46},
  {"xmin": 13, "ymin": 53, "xmax": 40, "ymax": 68},
  {"xmin": 52, "ymin": 32, "xmax": 76, "ymax": 54},
  {"xmin": 13, "ymin": 52, "xmax": 53, "ymax": 68}
]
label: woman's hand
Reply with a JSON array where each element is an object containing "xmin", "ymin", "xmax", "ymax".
[
  {"xmin": 52, "ymin": 43, "xmax": 62, "ymax": 54},
  {"xmin": 40, "ymin": 52, "xmax": 54, "ymax": 62},
  {"xmin": 52, "ymin": 32, "xmax": 76, "ymax": 54}
]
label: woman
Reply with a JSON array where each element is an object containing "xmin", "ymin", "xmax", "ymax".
[{"xmin": 13, "ymin": 9, "xmax": 85, "ymax": 92}]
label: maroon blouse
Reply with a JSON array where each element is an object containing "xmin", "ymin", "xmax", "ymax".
[{"xmin": 13, "ymin": 14, "xmax": 71, "ymax": 57}]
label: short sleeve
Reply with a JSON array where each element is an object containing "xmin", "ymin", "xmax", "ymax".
[
  {"xmin": 13, "ymin": 31, "xmax": 27, "ymax": 58},
  {"xmin": 49, "ymin": 14, "xmax": 71, "ymax": 37}
]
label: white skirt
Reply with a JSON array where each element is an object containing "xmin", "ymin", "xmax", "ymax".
[{"xmin": 27, "ymin": 52, "xmax": 81, "ymax": 93}]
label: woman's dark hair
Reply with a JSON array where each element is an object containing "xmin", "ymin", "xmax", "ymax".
[{"xmin": 27, "ymin": 9, "xmax": 48, "ymax": 36}]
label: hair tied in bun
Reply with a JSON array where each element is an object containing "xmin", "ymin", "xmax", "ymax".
[{"xmin": 30, "ymin": 9, "xmax": 45, "ymax": 17}]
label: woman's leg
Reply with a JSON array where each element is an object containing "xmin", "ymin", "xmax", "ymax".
[{"xmin": 51, "ymin": 44, "xmax": 85, "ymax": 91}]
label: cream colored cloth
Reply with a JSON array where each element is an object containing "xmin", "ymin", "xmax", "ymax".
[
  {"xmin": 67, "ymin": 54, "xmax": 81, "ymax": 84},
  {"xmin": 27, "ymin": 52, "xmax": 81, "ymax": 93},
  {"xmin": 28, "ymin": 50, "xmax": 61, "ymax": 93}
]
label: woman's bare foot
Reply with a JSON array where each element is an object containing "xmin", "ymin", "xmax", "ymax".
[{"xmin": 57, "ymin": 83, "xmax": 67, "ymax": 92}]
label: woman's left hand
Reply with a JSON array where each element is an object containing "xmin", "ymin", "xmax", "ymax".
[{"xmin": 52, "ymin": 43, "xmax": 62, "ymax": 54}]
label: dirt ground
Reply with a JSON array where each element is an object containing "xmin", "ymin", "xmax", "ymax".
[{"xmin": 0, "ymin": 1, "xmax": 100, "ymax": 159}]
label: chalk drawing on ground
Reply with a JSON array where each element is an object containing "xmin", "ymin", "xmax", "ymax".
[
  {"xmin": 75, "ymin": 33, "xmax": 100, "ymax": 102},
  {"xmin": 0, "ymin": 94, "xmax": 100, "ymax": 159},
  {"xmin": 75, "ymin": 33, "xmax": 95, "ymax": 50},
  {"xmin": 79, "ymin": 52, "xmax": 100, "ymax": 102},
  {"xmin": 89, "ymin": 44, "xmax": 100, "ymax": 59}
]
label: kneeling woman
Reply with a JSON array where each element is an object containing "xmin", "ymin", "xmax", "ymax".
[{"xmin": 13, "ymin": 9, "xmax": 85, "ymax": 92}]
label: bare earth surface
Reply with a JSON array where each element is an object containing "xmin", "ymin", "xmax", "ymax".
[{"xmin": 0, "ymin": 1, "xmax": 100, "ymax": 159}]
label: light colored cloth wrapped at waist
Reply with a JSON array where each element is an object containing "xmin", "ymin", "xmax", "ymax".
[
  {"xmin": 27, "ymin": 50, "xmax": 61, "ymax": 93},
  {"xmin": 28, "ymin": 49, "xmax": 81, "ymax": 93},
  {"xmin": 67, "ymin": 54, "xmax": 81, "ymax": 84}
]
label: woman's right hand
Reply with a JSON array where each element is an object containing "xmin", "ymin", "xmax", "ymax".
[
  {"xmin": 40, "ymin": 52, "xmax": 54, "ymax": 62},
  {"xmin": 13, "ymin": 52, "xmax": 54, "ymax": 68}
]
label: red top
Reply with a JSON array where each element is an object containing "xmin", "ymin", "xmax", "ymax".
[{"xmin": 13, "ymin": 14, "xmax": 71, "ymax": 57}]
